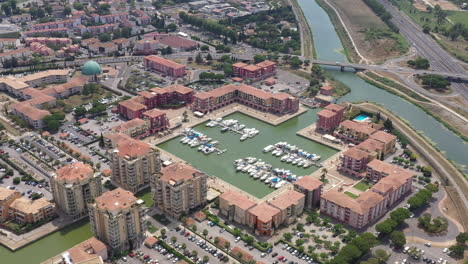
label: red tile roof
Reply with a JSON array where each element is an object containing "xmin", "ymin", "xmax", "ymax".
[
  {"xmin": 294, "ymin": 176, "xmax": 323, "ymax": 191},
  {"xmin": 144, "ymin": 55, "xmax": 185, "ymax": 70},
  {"xmin": 269, "ymin": 190, "xmax": 304, "ymax": 210},
  {"xmin": 317, "ymin": 109, "xmax": 337, "ymax": 118},
  {"xmin": 248, "ymin": 202, "xmax": 280, "ymax": 223},
  {"xmin": 370, "ymin": 131, "xmax": 397, "ymax": 144},
  {"xmin": 115, "ymin": 138, "xmax": 152, "ymax": 158},
  {"xmin": 324, "ymin": 104, "xmax": 345, "ymax": 112},
  {"xmin": 157, "ymin": 36, "xmax": 197, "ymax": 48},
  {"xmin": 119, "ymin": 98, "xmax": 147, "ymax": 112},
  {"xmin": 220, "ymin": 190, "xmax": 257, "ymax": 211},
  {"xmin": 55, "ymin": 162, "xmax": 94, "ymax": 182},
  {"xmin": 95, "ymin": 187, "xmax": 137, "ymax": 211},
  {"xmin": 142, "ymin": 108, "xmax": 166, "ymax": 118},
  {"xmin": 160, "ymin": 163, "xmax": 203, "ymax": 184},
  {"xmin": 151, "ymin": 84, "xmax": 193, "ymax": 95},
  {"xmin": 343, "ymin": 146, "xmax": 369, "ymax": 160},
  {"xmin": 255, "ymin": 60, "xmax": 276, "ymax": 68}
]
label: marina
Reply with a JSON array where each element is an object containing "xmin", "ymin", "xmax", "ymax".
[
  {"xmin": 158, "ymin": 111, "xmax": 338, "ymax": 198},
  {"xmin": 264, "ymin": 142, "xmax": 322, "ymax": 168},
  {"xmin": 180, "ymin": 128, "xmax": 226, "ymax": 155},
  {"xmin": 206, "ymin": 117, "xmax": 259, "ymax": 141},
  {"xmin": 234, "ymin": 157, "xmax": 300, "ymax": 189}
]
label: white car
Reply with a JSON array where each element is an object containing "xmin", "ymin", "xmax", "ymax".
[
  {"xmin": 424, "ymin": 242, "xmax": 431, "ymax": 247},
  {"xmin": 442, "ymin": 248, "xmax": 449, "ymax": 253}
]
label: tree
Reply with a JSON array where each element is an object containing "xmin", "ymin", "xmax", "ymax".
[
  {"xmin": 202, "ymin": 256, "xmax": 209, "ymax": 263},
  {"xmin": 390, "ymin": 231, "xmax": 406, "ymax": 248},
  {"xmin": 449, "ymin": 244, "xmax": 464, "ymax": 258},
  {"xmin": 374, "ymin": 249, "xmax": 390, "ymax": 263},
  {"xmin": 200, "ymin": 45, "xmax": 209, "ymax": 51},
  {"xmin": 99, "ymin": 33, "xmax": 111, "ymax": 42},
  {"xmin": 425, "ymin": 183, "xmax": 439, "ymax": 193},
  {"xmin": 421, "ymin": 74, "xmax": 450, "ymax": 89},
  {"xmin": 290, "ymin": 57, "xmax": 303, "ymax": 68},
  {"xmin": 74, "ymin": 106, "xmax": 87, "ymax": 117},
  {"xmin": 375, "ymin": 219, "xmax": 397, "ymax": 235},
  {"xmin": 206, "ymin": 53, "xmax": 213, "ymax": 61},
  {"xmin": 202, "ymin": 229, "xmax": 208, "ymax": 237},
  {"xmin": 63, "ymin": 6, "xmax": 71, "ymax": 16},
  {"xmin": 171, "ymin": 236, "xmax": 177, "ymax": 243},
  {"xmin": 244, "ymin": 235, "xmax": 254, "ymax": 245},
  {"xmin": 195, "ymin": 53, "xmax": 203, "ymax": 64},
  {"xmin": 320, "ymin": 168, "xmax": 327, "ymax": 182},
  {"xmin": 283, "ymin": 232, "xmax": 293, "ymax": 241},
  {"xmin": 73, "ymin": 2, "xmax": 84, "ymax": 11},
  {"xmin": 390, "ymin": 208, "xmax": 411, "ymax": 224},
  {"xmin": 1, "ymin": 3, "xmax": 12, "ymax": 16},
  {"xmin": 160, "ymin": 228, "xmax": 166, "ymax": 237},
  {"xmin": 456, "ymin": 232, "xmax": 468, "ymax": 244},
  {"xmin": 192, "ymin": 224, "xmax": 197, "ymax": 232},
  {"xmin": 384, "ymin": 118, "xmax": 393, "ymax": 131},
  {"xmin": 224, "ymin": 241, "xmax": 230, "ymax": 249},
  {"xmin": 181, "ymin": 243, "xmax": 186, "ymax": 250},
  {"xmin": 13, "ymin": 177, "xmax": 21, "ymax": 184},
  {"xmin": 191, "ymin": 250, "xmax": 198, "ymax": 257},
  {"xmin": 121, "ymin": 27, "xmax": 132, "ymax": 38},
  {"xmin": 253, "ymin": 54, "xmax": 266, "ymax": 63}
]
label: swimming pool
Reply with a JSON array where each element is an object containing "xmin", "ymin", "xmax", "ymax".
[{"xmin": 354, "ymin": 114, "xmax": 370, "ymax": 122}]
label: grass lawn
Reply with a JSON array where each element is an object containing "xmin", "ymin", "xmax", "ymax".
[
  {"xmin": 447, "ymin": 11, "xmax": 468, "ymax": 27},
  {"xmin": 63, "ymin": 89, "xmax": 111, "ymax": 108},
  {"xmin": 136, "ymin": 188, "xmax": 153, "ymax": 207},
  {"xmin": 344, "ymin": 191, "xmax": 359, "ymax": 199},
  {"xmin": 353, "ymin": 181, "xmax": 372, "ymax": 191}
]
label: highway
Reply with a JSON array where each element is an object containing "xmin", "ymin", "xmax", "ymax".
[{"xmin": 377, "ymin": 0, "xmax": 468, "ymax": 100}]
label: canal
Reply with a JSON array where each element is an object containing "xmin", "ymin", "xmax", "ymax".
[
  {"xmin": 298, "ymin": 0, "xmax": 467, "ymax": 174},
  {"xmin": 158, "ymin": 111, "xmax": 338, "ymax": 198}
]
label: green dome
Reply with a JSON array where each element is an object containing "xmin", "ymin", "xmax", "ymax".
[{"xmin": 81, "ymin": 61, "xmax": 101, "ymax": 75}]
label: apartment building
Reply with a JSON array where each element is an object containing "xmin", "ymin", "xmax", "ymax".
[
  {"xmin": 333, "ymin": 120, "xmax": 381, "ymax": 144},
  {"xmin": 0, "ymin": 187, "xmax": 21, "ymax": 222},
  {"xmin": 293, "ymin": 176, "xmax": 323, "ymax": 210},
  {"xmin": 143, "ymin": 55, "xmax": 186, "ymax": 78},
  {"xmin": 110, "ymin": 138, "xmax": 161, "ymax": 193},
  {"xmin": 78, "ymin": 24, "xmax": 117, "ymax": 36},
  {"xmin": 139, "ymin": 84, "xmax": 194, "ymax": 108},
  {"xmin": 151, "ymin": 163, "xmax": 207, "ymax": 219},
  {"xmin": 369, "ymin": 131, "xmax": 397, "ymax": 157},
  {"xmin": 232, "ymin": 60, "xmax": 277, "ymax": 82},
  {"xmin": 141, "ymin": 109, "xmax": 170, "ymax": 134},
  {"xmin": 8, "ymin": 197, "xmax": 55, "ymax": 224},
  {"xmin": 338, "ymin": 147, "xmax": 372, "ymax": 177},
  {"xmin": 247, "ymin": 203, "xmax": 281, "ymax": 236},
  {"xmin": 31, "ymin": 18, "xmax": 81, "ymax": 31},
  {"xmin": 88, "ymin": 188, "xmax": 145, "ymax": 251},
  {"xmin": 269, "ymin": 190, "xmax": 305, "ymax": 225},
  {"xmin": 321, "ymin": 160, "xmax": 413, "ymax": 228},
  {"xmin": 24, "ymin": 27, "xmax": 69, "ymax": 37},
  {"xmin": 191, "ymin": 83, "xmax": 299, "ymax": 115},
  {"xmin": 111, "ymin": 118, "xmax": 151, "ymax": 139},
  {"xmin": 316, "ymin": 104, "xmax": 346, "ymax": 133},
  {"xmin": 219, "ymin": 190, "xmax": 256, "ymax": 226},
  {"xmin": 117, "ymin": 97, "xmax": 147, "ymax": 119},
  {"xmin": 0, "ymin": 38, "xmax": 19, "ymax": 49},
  {"xmin": 50, "ymin": 162, "xmax": 102, "ymax": 219},
  {"xmin": 11, "ymin": 103, "xmax": 51, "ymax": 129}
]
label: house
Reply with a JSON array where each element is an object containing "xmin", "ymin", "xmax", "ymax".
[
  {"xmin": 316, "ymin": 104, "xmax": 345, "ymax": 133},
  {"xmin": 269, "ymin": 190, "xmax": 305, "ymax": 225},
  {"xmin": 143, "ymin": 55, "xmax": 186, "ymax": 78}
]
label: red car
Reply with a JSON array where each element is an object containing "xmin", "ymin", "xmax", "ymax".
[
  {"xmin": 144, "ymin": 255, "xmax": 150, "ymax": 259},
  {"xmin": 185, "ymin": 232, "xmax": 190, "ymax": 237},
  {"xmin": 278, "ymin": 256, "xmax": 284, "ymax": 260},
  {"xmin": 128, "ymin": 253, "xmax": 135, "ymax": 257}
]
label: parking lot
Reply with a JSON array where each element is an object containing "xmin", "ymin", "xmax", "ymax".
[{"xmin": 377, "ymin": 243, "xmax": 455, "ymax": 264}]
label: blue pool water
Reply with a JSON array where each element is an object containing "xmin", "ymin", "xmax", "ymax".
[{"xmin": 354, "ymin": 114, "xmax": 370, "ymax": 122}]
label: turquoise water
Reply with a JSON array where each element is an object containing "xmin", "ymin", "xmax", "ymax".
[{"xmin": 354, "ymin": 114, "xmax": 370, "ymax": 122}]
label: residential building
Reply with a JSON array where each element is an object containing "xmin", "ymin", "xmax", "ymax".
[
  {"xmin": 111, "ymin": 138, "xmax": 160, "ymax": 193},
  {"xmin": 191, "ymin": 83, "xmax": 299, "ymax": 115},
  {"xmin": 78, "ymin": 24, "xmax": 117, "ymax": 36},
  {"xmin": 0, "ymin": 48, "xmax": 32, "ymax": 61},
  {"xmin": 134, "ymin": 39, "xmax": 162, "ymax": 54},
  {"xmin": 338, "ymin": 146, "xmax": 372, "ymax": 177},
  {"xmin": 232, "ymin": 60, "xmax": 277, "ymax": 82},
  {"xmin": 151, "ymin": 163, "xmax": 207, "ymax": 219},
  {"xmin": 319, "ymin": 85, "xmax": 333, "ymax": 96},
  {"xmin": 30, "ymin": 42, "xmax": 54, "ymax": 56},
  {"xmin": 142, "ymin": 84, "xmax": 194, "ymax": 108},
  {"xmin": 89, "ymin": 42, "xmax": 118, "ymax": 55},
  {"xmin": 65, "ymin": 237, "xmax": 108, "ymax": 264},
  {"xmin": 8, "ymin": 197, "xmax": 55, "ymax": 224},
  {"xmin": 9, "ymin": 13, "xmax": 32, "ymax": 23},
  {"xmin": 111, "ymin": 118, "xmax": 151, "ymax": 139},
  {"xmin": 293, "ymin": 177, "xmax": 323, "ymax": 210},
  {"xmin": 219, "ymin": 190, "xmax": 256, "ymax": 226},
  {"xmin": 31, "ymin": 19, "xmax": 80, "ymax": 31},
  {"xmin": 247, "ymin": 203, "xmax": 280, "ymax": 236},
  {"xmin": 369, "ymin": 131, "xmax": 397, "ymax": 157},
  {"xmin": 117, "ymin": 97, "xmax": 147, "ymax": 119},
  {"xmin": 366, "ymin": 159, "xmax": 413, "ymax": 182},
  {"xmin": 50, "ymin": 162, "xmax": 102, "ymax": 219},
  {"xmin": 0, "ymin": 187, "xmax": 21, "ymax": 222},
  {"xmin": 269, "ymin": 190, "xmax": 305, "ymax": 225},
  {"xmin": 370, "ymin": 165, "xmax": 413, "ymax": 208},
  {"xmin": 142, "ymin": 109, "xmax": 170, "ymax": 134},
  {"xmin": 25, "ymin": 37, "xmax": 71, "ymax": 46},
  {"xmin": 316, "ymin": 104, "xmax": 345, "ymax": 133},
  {"xmin": 320, "ymin": 190, "xmax": 385, "ymax": 229},
  {"xmin": 154, "ymin": 35, "xmax": 198, "ymax": 52},
  {"xmin": 24, "ymin": 27, "xmax": 69, "ymax": 37},
  {"xmin": 333, "ymin": 120, "xmax": 381, "ymax": 144},
  {"xmin": 11, "ymin": 103, "xmax": 51, "ymax": 129},
  {"xmin": 143, "ymin": 55, "xmax": 186, "ymax": 78},
  {"xmin": 88, "ymin": 188, "xmax": 145, "ymax": 251},
  {"xmin": 0, "ymin": 38, "xmax": 19, "ymax": 49}
]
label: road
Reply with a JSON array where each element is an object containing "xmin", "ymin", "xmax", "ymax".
[{"xmin": 377, "ymin": 0, "xmax": 468, "ymax": 101}]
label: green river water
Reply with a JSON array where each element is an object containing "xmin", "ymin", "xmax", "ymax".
[{"xmin": 2, "ymin": 0, "xmax": 467, "ymax": 262}]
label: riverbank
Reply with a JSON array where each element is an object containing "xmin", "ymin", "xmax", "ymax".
[
  {"xmin": 290, "ymin": 0, "xmax": 316, "ymax": 59},
  {"xmin": 354, "ymin": 103, "xmax": 468, "ymax": 231},
  {"xmin": 358, "ymin": 71, "xmax": 468, "ymax": 142}
]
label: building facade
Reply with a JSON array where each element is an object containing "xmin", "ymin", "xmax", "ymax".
[
  {"xmin": 316, "ymin": 104, "xmax": 345, "ymax": 133},
  {"xmin": 8, "ymin": 197, "xmax": 55, "ymax": 224},
  {"xmin": 143, "ymin": 55, "xmax": 186, "ymax": 78},
  {"xmin": 111, "ymin": 138, "xmax": 160, "ymax": 193},
  {"xmin": 50, "ymin": 162, "xmax": 102, "ymax": 219},
  {"xmin": 0, "ymin": 187, "xmax": 21, "ymax": 222},
  {"xmin": 88, "ymin": 188, "xmax": 145, "ymax": 251},
  {"xmin": 232, "ymin": 60, "xmax": 277, "ymax": 82},
  {"xmin": 219, "ymin": 190, "xmax": 256, "ymax": 226},
  {"xmin": 293, "ymin": 177, "xmax": 323, "ymax": 211},
  {"xmin": 151, "ymin": 163, "xmax": 207, "ymax": 219}
]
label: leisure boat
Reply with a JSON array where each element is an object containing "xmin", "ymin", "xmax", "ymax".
[
  {"xmin": 263, "ymin": 145, "xmax": 274, "ymax": 152},
  {"xmin": 215, "ymin": 117, "xmax": 222, "ymax": 122},
  {"xmin": 292, "ymin": 158, "xmax": 299, "ymax": 165},
  {"xmin": 260, "ymin": 173, "xmax": 269, "ymax": 181},
  {"xmin": 280, "ymin": 154, "xmax": 289, "ymax": 162},
  {"xmin": 312, "ymin": 156, "xmax": 321, "ymax": 161},
  {"xmin": 265, "ymin": 176, "xmax": 275, "ymax": 184},
  {"xmin": 239, "ymin": 124, "xmax": 245, "ymax": 129},
  {"xmin": 242, "ymin": 165, "xmax": 252, "ymax": 172},
  {"xmin": 275, "ymin": 150, "xmax": 283, "ymax": 157},
  {"xmin": 298, "ymin": 160, "xmax": 305, "ymax": 167},
  {"xmin": 303, "ymin": 161, "xmax": 312, "ymax": 168},
  {"xmin": 240, "ymin": 134, "xmax": 249, "ymax": 141},
  {"xmin": 198, "ymin": 146, "xmax": 204, "ymax": 151},
  {"xmin": 211, "ymin": 141, "xmax": 219, "ymax": 145},
  {"xmin": 221, "ymin": 127, "xmax": 229, "ymax": 133},
  {"xmin": 275, "ymin": 181, "xmax": 287, "ymax": 189}
]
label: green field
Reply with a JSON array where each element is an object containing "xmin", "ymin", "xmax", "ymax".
[
  {"xmin": 447, "ymin": 11, "xmax": 468, "ymax": 27},
  {"xmin": 344, "ymin": 191, "xmax": 359, "ymax": 199},
  {"xmin": 353, "ymin": 181, "xmax": 372, "ymax": 191}
]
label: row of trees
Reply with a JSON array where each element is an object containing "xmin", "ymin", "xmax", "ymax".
[
  {"xmin": 408, "ymin": 187, "xmax": 434, "ymax": 210},
  {"xmin": 331, "ymin": 232, "xmax": 379, "ymax": 264},
  {"xmin": 420, "ymin": 74, "xmax": 451, "ymax": 89},
  {"xmin": 362, "ymin": 0, "xmax": 399, "ymax": 32},
  {"xmin": 179, "ymin": 12, "xmax": 237, "ymax": 43}
]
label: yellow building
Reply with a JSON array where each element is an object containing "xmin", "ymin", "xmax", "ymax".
[
  {"xmin": 8, "ymin": 197, "xmax": 55, "ymax": 224},
  {"xmin": 50, "ymin": 162, "xmax": 102, "ymax": 219},
  {"xmin": 88, "ymin": 188, "xmax": 145, "ymax": 251},
  {"xmin": 0, "ymin": 187, "xmax": 21, "ymax": 222}
]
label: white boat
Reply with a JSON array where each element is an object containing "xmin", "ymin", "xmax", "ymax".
[
  {"xmin": 280, "ymin": 155, "xmax": 289, "ymax": 162},
  {"xmin": 275, "ymin": 181, "xmax": 287, "ymax": 189},
  {"xmin": 236, "ymin": 165, "xmax": 244, "ymax": 171},
  {"xmin": 263, "ymin": 145, "xmax": 274, "ymax": 152},
  {"xmin": 240, "ymin": 134, "xmax": 249, "ymax": 141},
  {"xmin": 275, "ymin": 150, "xmax": 283, "ymax": 157},
  {"xmin": 292, "ymin": 158, "xmax": 299, "ymax": 165},
  {"xmin": 312, "ymin": 156, "xmax": 321, "ymax": 161},
  {"xmin": 242, "ymin": 165, "xmax": 251, "ymax": 172},
  {"xmin": 239, "ymin": 124, "xmax": 245, "ymax": 129},
  {"xmin": 260, "ymin": 173, "xmax": 269, "ymax": 181},
  {"xmin": 303, "ymin": 162, "xmax": 312, "ymax": 168},
  {"xmin": 265, "ymin": 177, "xmax": 275, "ymax": 184},
  {"xmin": 198, "ymin": 146, "xmax": 204, "ymax": 151},
  {"xmin": 298, "ymin": 160, "xmax": 305, "ymax": 167},
  {"xmin": 215, "ymin": 117, "xmax": 222, "ymax": 122}
]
